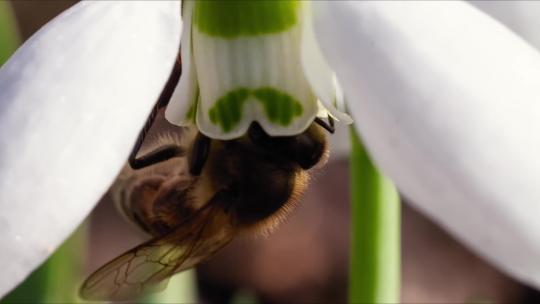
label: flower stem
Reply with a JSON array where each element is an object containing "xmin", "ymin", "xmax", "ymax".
[
  {"xmin": 0, "ymin": 1, "xmax": 20, "ymax": 65},
  {"xmin": 349, "ymin": 129, "xmax": 400, "ymax": 303}
]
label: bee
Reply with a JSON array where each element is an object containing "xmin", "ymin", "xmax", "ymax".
[{"xmin": 79, "ymin": 59, "xmax": 336, "ymax": 301}]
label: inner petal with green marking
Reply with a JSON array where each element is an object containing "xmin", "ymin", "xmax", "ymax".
[
  {"xmin": 209, "ymin": 87, "xmax": 304, "ymax": 133},
  {"xmin": 165, "ymin": 0, "xmax": 351, "ymax": 140}
]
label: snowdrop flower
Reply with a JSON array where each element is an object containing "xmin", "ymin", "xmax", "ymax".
[
  {"xmin": 3, "ymin": 0, "xmax": 540, "ymax": 298},
  {"xmin": 165, "ymin": 1, "xmax": 351, "ymax": 139}
]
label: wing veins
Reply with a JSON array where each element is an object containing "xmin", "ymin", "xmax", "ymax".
[{"xmin": 81, "ymin": 197, "xmax": 234, "ymax": 301}]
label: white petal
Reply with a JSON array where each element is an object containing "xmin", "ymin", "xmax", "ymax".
[
  {"xmin": 165, "ymin": 0, "xmax": 198, "ymax": 126},
  {"xmin": 471, "ymin": 1, "xmax": 540, "ymax": 50},
  {"xmin": 314, "ymin": 1, "xmax": 540, "ymax": 289},
  {"xmin": 300, "ymin": 4, "xmax": 352, "ymax": 124},
  {"xmin": 0, "ymin": 1, "xmax": 180, "ymax": 297}
]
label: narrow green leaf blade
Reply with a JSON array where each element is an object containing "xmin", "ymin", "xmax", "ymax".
[
  {"xmin": 0, "ymin": 1, "xmax": 20, "ymax": 65},
  {"xmin": 141, "ymin": 270, "xmax": 196, "ymax": 304},
  {"xmin": 1, "ymin": 226, "xmax": 87, "ymax": 303}
]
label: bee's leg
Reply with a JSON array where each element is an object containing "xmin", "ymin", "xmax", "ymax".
[
  {"xmin": 189, "ymin": 132, "xmax": 211, "ymax": 176},
  {"xmin": 314, "ymin": 116, "xmax": 335, "ymax": 134},
  {"xmin": 129, "ymin": 145, "xmax": 184, "ymax": 170},
  {"xmin": 129, "ymin": 55, "xmax": 183, "ymax": 170}
]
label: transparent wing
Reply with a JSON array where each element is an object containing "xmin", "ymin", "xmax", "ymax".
[{"xmin": 80, "ymin": 202, "xmax": 234, "ymax": 301}]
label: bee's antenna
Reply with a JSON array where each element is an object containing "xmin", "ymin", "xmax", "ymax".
[{"xmin": 129, "ymin": 52, "xmax": 183, "ymax": 170}]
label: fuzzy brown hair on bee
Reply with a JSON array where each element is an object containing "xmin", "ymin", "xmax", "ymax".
[{"xmin": 79, "ymin": 120, "xmax": 330, "ymax": 301}]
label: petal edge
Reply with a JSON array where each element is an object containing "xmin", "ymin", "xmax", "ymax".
[
  {"xmin": 314, "ymin": 0, "xmax": 540, "ymax": 289},
  {"xmin": 0, "ymin": 1, "xmax": 181, "ymax": 297}
]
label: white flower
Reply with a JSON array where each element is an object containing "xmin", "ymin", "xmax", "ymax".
[
  {"xmin": 165, "ymin": 1, "xmax": 351, "ymax": 140},
  {"xmin": 2, "ymin": 0, "xmax": 540, "ymax": 298}
]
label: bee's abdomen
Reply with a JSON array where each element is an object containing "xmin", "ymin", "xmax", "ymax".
[{"xmin": 127, "ymin": 175, "xmax": 196, "ymax": 237}]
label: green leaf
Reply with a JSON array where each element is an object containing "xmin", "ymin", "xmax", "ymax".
[
  {"xmin": 1, "ymin": 225, "xmax": 87, "ymax": 303},
  {"xmin": 141, "ymin": 270, "xmax": 196, "ymax": 304},
  {"xmin": 349, "ymin": 129, "xmax": 400, "ymax": 303},
  {"xmin": 0, "ymin": 1, "xmax": 20, "ymax": 65}
]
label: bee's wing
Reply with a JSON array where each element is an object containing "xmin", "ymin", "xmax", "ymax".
[{"xmin": 79, "ymin": 202, "xmax": 234, "ymax": 301}]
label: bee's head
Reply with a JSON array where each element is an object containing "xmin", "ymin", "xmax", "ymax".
[{"xmin": 247, "ymin": 122, "xmax": 327, "ymax": 170}]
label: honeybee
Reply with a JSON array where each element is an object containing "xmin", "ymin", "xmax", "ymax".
[{"xmin": 79, "ymin": 59, "xmax": 335, "ymax": 301}]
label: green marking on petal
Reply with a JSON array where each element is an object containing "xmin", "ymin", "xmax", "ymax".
[
  {"xmin": 194, "ymin": 1, "xmax": 299, "ymax": 38},
  {"xmin": 186, "ymin": 102, "xmax": 197, "ymax": 121},
  {"xmin": 253, "ymin": 87, "xmax": 303, "ymax": 126},
  {"xmin": 208, "ymin": 87, "xmax": 304, "ymax": 133},
  {"xmin": 209, "ymin": 88, "xmax": 250, "ymax": 132},
  {"xmin": 186, "ymin": 89, "xmax": 199, "ymax": 122}
]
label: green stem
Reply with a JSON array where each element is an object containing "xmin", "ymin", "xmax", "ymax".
[
  {"xmin": 0, "ymin": 1, "xmax": 20, "ymax": 65},
  {"xmin": 349, "ymin": 129, "xmax": 400, "ymax": 303}
]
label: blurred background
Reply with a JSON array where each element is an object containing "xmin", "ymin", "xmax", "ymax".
[{"xmin": 3, "ymin": 1, "xmax": 540, "ymax": 303}]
